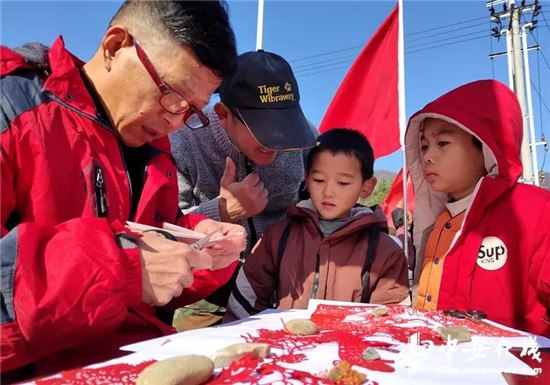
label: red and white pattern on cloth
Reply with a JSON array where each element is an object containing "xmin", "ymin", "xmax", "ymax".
[
  {"xmin": 243, "ymin": 305, "xmax": 522, "ymax": 375},
  {"xmin": 209, "ymin": 353, "xmax": 336, "ymax": 385},
  {"xmin": 33, "ymin": 305, "xmax": 522, "ymax": 384},
  {"xmin": 310, "ymin": 304, "xmax": 523, "ymax": 341},
  {"xmin": 35, "ymin": 361, "xmax": 157, "ymax": 385}
]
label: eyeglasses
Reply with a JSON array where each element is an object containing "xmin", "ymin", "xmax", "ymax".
[{"xmin": 132, "ymin": 38, "xmax": 210, "ymax": 129}]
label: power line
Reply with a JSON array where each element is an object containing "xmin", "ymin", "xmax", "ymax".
[
  {"xmin": 294, "ymin": 29, "xmax": 490, "ymax": 73},
  {"xmin": 292, "ymin": 52, "xmax": 359, "ymax": 71},
  {"xmin": 290, "ymin": 10, "xmax": 547, "ymax": 96},
  {"xmin": 406, "ymin": 21, "xmax": 487, "ymax": 43},
  {"xmin": 295, "ymin": 30, "xmax": 495, "ymax": 77},
  {"xmin": 295, "ymin": 64, "xmax": 352, "ymax": 79},
  {"xmin": 405, "ymin": 16, "xmax": 486, "ymax": 36},
  {"xmin": 529, "ymin": 77, "xmax": 550, "ymax": 117},
  {"xmin": 293, "ymin": 28, "xmax": 492, "ymax": 75},
  {"xmin": 290, "ymin": 16, "xmax": 489, "ymax": 64},
  {"xmin": 406, "ymin": 29, "xmax": 487, "ymax": 50},
  {"xmin": 520, "ymin": 10, "xmax": 550, "ymax": 75},
  {"xmin": 539, "ymin": 9, "xmax": 550, "ymax": 35},
  {"xmin": 532, "ymin": 66, "xmax": 548, "ymax": 171},
  {"xmin": 295, "ymin": 35, "xmax": 492, "ymax": 78},
  {"xmin": 290, "ymin": 44, "xmax": 364, "ymax": 63},
  {"xmin": 405, "ymin": 35, "xmax": 487, "ymax": 55},
  {"xmin": 535, "ymin": 24, "xmax": 547, "ymax": 172},
  {"xmin": 521, "ymin": 23, "xmax": 549, "ymax": 172},
  {"xmin": 293, "ymin": 57, "xmax": 358, "ymax": 74},
  {"xmin": 527, "ymin": 29, "xmax": 550, "ymax": 75}
]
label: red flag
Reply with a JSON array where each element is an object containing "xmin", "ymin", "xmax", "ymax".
[
  {"xmin": 381, "ymin": 168, "xmax": 415, "ymax": 218},
  {"xmin": 319, "ymin": 4, "xmax": 400, "ymax": 159}
]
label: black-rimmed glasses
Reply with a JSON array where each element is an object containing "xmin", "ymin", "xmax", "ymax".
[{"xmin": 133, "ymin": 38, "xmax": 210, "ymax": 129}]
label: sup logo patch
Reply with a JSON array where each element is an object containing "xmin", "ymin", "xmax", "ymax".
[{"xmin": 477, "ymin": 236, "xmax": 507, "ymax": 271}]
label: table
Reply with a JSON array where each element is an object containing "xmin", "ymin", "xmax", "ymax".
[{"xmin": 23, "ymin": 300, "xmax": 550, "ymax": 385}]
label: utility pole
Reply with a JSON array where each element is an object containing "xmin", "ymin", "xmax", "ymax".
[
  {"xmin": 510, "ymin": 1, "xmax": 534, "ymax": 184},
  {"xmin": 256, "ymin": 0, "xmax": 265, "ymax": 51},
  {"xmin": 488, "ymin": 0, "xmax": 545, "ymax": 186}
]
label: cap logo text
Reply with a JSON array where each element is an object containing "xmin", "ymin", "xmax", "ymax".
[{"xmin": 258, "ymin": 83, "xmax": 295, "ymax": 104}]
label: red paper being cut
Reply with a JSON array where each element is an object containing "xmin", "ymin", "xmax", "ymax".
[
  {"xmin": 34, "ymin": 360, "xmax": 157, "ymax": 385},
  {"xmin": 310, "ymin": 304, "xmax": 522, "ymax": 340},
  {"xmin": 242, "ymin": 304, "xmax": 522, "ymax": 377},
  {"xmin": 207, "ymin": 353, "xmax": 335, "ymax": 385}
]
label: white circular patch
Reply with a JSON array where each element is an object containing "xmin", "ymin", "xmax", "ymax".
[{"xmin": 477, "ymin": 236, "xmax": 507, "ymax": 271}]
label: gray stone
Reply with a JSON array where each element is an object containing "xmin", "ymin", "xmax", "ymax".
[
  {"xmin": 136, "ymin": 355, "xmax": 214, "ymax": 385},
  {"xmin": 361, "ymin": 347, "xmax": 381, "ymax": 361},
  {"xmin": 285, "ymin": 319, "xmax": 319, "ymax": 335},
  {"xmin": 436, "ymin": 326, "xmax": 472, "ymax": 342},
  {"xmin": 371, "ymin": 306, "xmax": 388, "ymax": 316},
  {"xmin": 210, "ymin": 343, "xmax": 270, "ymax": 368}
]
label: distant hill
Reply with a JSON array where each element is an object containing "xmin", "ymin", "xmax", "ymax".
[{"xmin": 374, "ymin": 170, "xmax": 397, "ymax": 182}]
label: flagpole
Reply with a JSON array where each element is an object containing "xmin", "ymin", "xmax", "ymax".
[
  {"xmin": 256, "ymin": 0, "xmax": 265, "ymax": 50},
  {"xmin": 397, "ymin": 0, "xmax": 410, "ymax": 277}
]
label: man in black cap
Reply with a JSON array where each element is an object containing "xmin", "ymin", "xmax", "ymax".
[{"xmin": 169, "ymin": 50, "xmax": 317, "ymax": 329}]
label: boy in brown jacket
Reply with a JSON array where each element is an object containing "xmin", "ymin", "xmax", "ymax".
[{"xmin": 225, "ymin": 129, "xmax": 409, "ymax": 321}]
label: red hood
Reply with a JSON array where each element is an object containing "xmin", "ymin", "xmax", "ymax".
[
  {"xmin": 407, "ymin": 79, "xmax": 523, "ymax": 182},
  {"xmin": 404, "ymin": 79, "xmax": 523, "ymax": 250}
]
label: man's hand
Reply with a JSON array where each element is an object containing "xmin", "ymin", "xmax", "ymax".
[
  {"xmin": 137, "ymin": 231, "xmax": 212, "ymax": 306},
  {"xmin": 219, "ymin": 157, "xmax": 268, "ymax": 222},
  {"xmin": 194, "ymin": 218, "xmax": 247, "ymax": 269}
]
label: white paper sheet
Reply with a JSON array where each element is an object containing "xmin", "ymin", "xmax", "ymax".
[
  {"xmin": 25, "ymin": 301, "xmax": 545, "ymax": 385},
  {"xmin": 125, "ymin": 221, "xmax": 244, "ymax": 246},
  {"xmin": 118, "ymin": 301, "xmax": 545, "ymax": 383}
]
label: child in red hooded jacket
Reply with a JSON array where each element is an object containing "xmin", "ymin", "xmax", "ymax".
[{"xmin": 405, "ymin": 79, "xmax": 550, "ymax": 332}]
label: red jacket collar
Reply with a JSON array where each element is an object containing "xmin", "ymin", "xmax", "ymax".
[{"xmin": 42, "ymin": 36, "xmax": 97, "ymax": 118}]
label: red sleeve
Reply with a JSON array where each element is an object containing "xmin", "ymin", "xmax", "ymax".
[
  {"xmin": 0, "ymin": 218, "xmax": 142, "ymax": 372},
  {"xmin": 530, "ymin": 199, "xmax": 550, "ymax": 313},
  {"xmin": 176, "ymin": 212, "xmax": 207, "ymax": 231},
  {"xmin": 1, "ymin": 122, "xmax": 143, "ymax": 371}
]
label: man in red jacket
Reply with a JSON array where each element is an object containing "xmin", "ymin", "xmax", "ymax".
[
  {"xmin": 0, "ymin": 0, "xmax": 245, "ymax": 380},
  {"xmin": 405, "ymin": 79, "xmax": 550, "ymax": 334}
]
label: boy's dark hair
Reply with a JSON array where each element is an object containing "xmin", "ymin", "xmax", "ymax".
[
  {"xmin": 111, "ymin": 0, "xmax": 237, "ymax": 78},
  {"xmin": 391, "ymin": 208, "xmax": 404, "ymax": 229},
  {"xmin": 306, "ymin": 128, "xmax": 374, "ymax": 181}
]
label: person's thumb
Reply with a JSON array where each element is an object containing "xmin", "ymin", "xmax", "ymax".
[{"xmin": 220, "ymin": 157, "xmax": 236, "ymax": 187}]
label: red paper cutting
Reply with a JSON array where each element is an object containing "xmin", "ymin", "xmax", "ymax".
[{"xmin": 35, "ymin": 360, "xmax": 157, "ymax": 385}]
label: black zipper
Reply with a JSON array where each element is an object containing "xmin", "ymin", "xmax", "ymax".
[
  {"xmin": 310, "ymin": 251, "xmax": 321, "ymax": 299},
  {"xmin": 310, "ymin": 226, "xmax": 325, "ymax": 300},
  {"xmin": 94, "ymin": 167, "xmax": 108, "ymax": 217},
  {"xmin": 45, "ymin": 91, "xmax": 133, "ymax": 219}
]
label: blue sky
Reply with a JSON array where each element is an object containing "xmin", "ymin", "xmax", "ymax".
[{"xmin": 1, "ymin": 0, "xmax": 549, "ymax": 174}]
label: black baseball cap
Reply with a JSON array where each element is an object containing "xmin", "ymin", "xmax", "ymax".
[{"xmin": 218, "ymin": 50, "xmax": 315, "ymax": 151}]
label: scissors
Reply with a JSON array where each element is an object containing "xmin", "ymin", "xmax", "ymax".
[
  {"xmin": 443, "ymin": 309, "xmax": 487, "ymax": 321},
  {"xmin": 190, "ymin": 228, "xmax": 220, "ymax": 250}
]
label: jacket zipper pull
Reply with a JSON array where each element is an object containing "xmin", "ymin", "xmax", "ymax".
[
  {"xmin": 94, "ymin": 167, "xmax": 108, "ymax": 217},
  {"xmin": 310, "ymin": 251, "xmax": 321, "ymax": 299}
]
